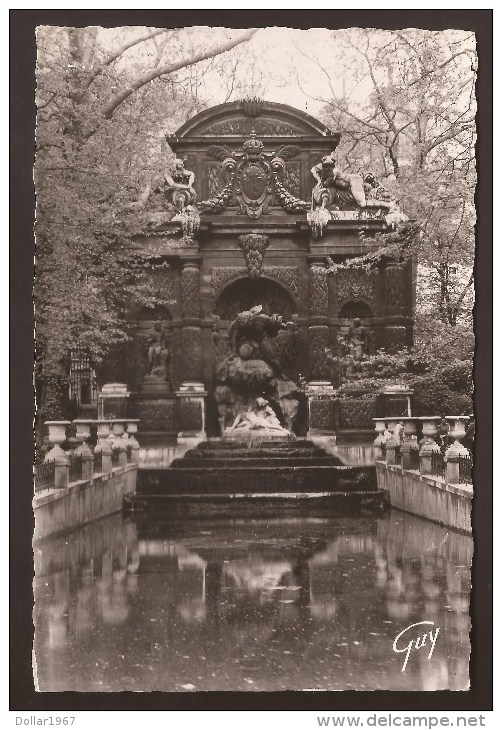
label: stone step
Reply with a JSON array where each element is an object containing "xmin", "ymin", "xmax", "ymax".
[
  {"xmin": 124, "ymin": 489, "xmax": 388, "ymax": 516},
  {"xmin": 170, "ymin": 456, "xmax": 344, "ymax": 468},
  {"xmin": 196, "ymin": 439, "xmax": 316, "ymax": 450},
  {"xmin": 184, "ymin": 447, "xmax": 330, "ymax": 459},
  {"xmin": 137, "ymin": 465, "xmax": 377, "ymax": 495}
]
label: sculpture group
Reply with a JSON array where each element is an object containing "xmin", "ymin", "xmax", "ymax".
[
  {"xmin": 308, "ymin": 151, "xmax": 408, "ymax": 236},
  {"xmin": 214, "ymin": 305, "xmax": 299, "ymax": 437}
]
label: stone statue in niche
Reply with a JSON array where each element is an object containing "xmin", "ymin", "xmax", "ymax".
[
  {"xmin": 135, "ymin": 320, "xmax": 172, "ymax": 394},
  {"xmin": 347, "ymin": 318, "xmax": 369, "ymax": 360},
  {"xmin": 145, "ymin": 322, "xmax": 170, "ymax": 378},
  {"xmin": 214, "ymin": 305, "xmax": 300, "ymax": 436}
]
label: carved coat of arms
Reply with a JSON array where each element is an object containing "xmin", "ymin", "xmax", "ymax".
[{"xmin": 205, "ymin": 133, "xmax": 301, "ymax": 219}]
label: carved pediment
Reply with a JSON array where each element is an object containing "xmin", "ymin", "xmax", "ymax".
[{"xmin": 170, "ymin": 100, "xmax": 337, "ymax": 140}]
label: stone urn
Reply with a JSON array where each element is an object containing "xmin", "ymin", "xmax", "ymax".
[
  {"xmin": 400, "ymin": 417, "xmax": 418, "ymax": 442},
  {"xmin": 44, "ymin": 421, "xmax": 71, "ymax": 462},
  {"xmin": 446, "ymin": 416, "xmax": 470, "ymax": 456},
  {"xmin": 73, "ymin": 419, "xmax": 94, "ymax": 456},
  {"xmin": 126, "ymin": 419, "xmax": 140, "ymax": 437},
  {"xmin": 96, "ymin": 421, "xmax": 111, "ymax": 444},
  {"xmin": 419, "ymin": 417, "xmax": 440, "ymax": 449}
]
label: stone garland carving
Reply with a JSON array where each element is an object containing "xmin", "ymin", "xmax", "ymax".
[
  {"xmin": 237, "ymin": 234, "xmax": 269, "ymax": 278},
  {"xmin": 181, "ymin": 265, "xmax": 201, "ymax": 318},
  {"xmin": 201, "ymin": 118, "xmax": 306, "ymax": 137},
  {"xmin": 309, "ymin": 265, "xmax": 329, "ymax": 316},
  {"xmin": 336, "ymin": 269, "xmax": 375, "ymax": 306},
  {"xmin": 309, "ymin": 326, "xmax": 331, "ymax": 381},
  {"xmin": 199, "ymin": 175, "xmax": 235, "ymax": 214},
  {"xmin": 273, "ymin": 174, "xmax": 310, "ymax": 213},
  {"xmin": 181, "ymin": 327, "xmax": 203, "ymax": 380},
  {"xmin": 338, "ymin": 397, "xmax": 376, "ymax": 429},
  {"xmin": 384, "ymin": 264, "xmax": 406, "ymax": 316},
  {"xmin": 202, "ymin": 137, "xmax": 305, "ymax": 217},
  {"xmin": 211, "ymin": 266, "xmax": 299, "ymax": 301},
  {"xmin": 133, "ymin": 399, "xmax": 176, "ymax": 431}
]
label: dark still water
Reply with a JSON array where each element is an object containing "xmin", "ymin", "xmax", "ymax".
[{"xmin": 33, "ymin": 510, "xmax": 472, "ymax": 692}]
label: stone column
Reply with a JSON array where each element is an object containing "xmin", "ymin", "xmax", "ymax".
[
  {"xmin": 180, "ymin": 258, "xmax": 203, "ymax": 384},
  {"xmin": 308, "ymin": 259, "xmax": 331, "ymax": 384}
]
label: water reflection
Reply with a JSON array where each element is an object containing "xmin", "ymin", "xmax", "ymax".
[{"xmin": 33, "ymin": 511, "xmax": 472, "ymax": 692}]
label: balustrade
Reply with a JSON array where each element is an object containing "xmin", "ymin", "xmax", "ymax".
[
  {"xmin": 372, "ymin": 414, "xmax": 473, "ymax": 486},
  {"xmin": 36, "ymin": 418, "xmax": 142, "ymax": 494}
]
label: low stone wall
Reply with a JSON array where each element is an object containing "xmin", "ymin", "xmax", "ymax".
[
  {"xmin": 375, "ymin": 461, "xmax": 472, "ymax": 533},
  {"xmin": 33, "ymin": 464, "xmax": 137, "ymax": 542},
  {"xmin": 312, "ymin": 436, "xmax": 375, "ymax": 465}
]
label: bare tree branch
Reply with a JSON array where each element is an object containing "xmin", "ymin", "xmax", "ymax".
[
  {"xmin": 95, "ymin": 29, "xmax": 258, "ymax": 128},
  {"xmin": 83, "ymin": 27, "xmax": 173, "ymax": 92}
]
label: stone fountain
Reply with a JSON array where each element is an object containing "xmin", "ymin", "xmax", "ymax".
[{"xmin": 126, "ymin": 306, "xmax": 386, "ymax": 515}]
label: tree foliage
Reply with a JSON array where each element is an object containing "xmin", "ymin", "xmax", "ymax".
[
  {"xmin": 35, "ymin": 26, "xmax": 257, "ymax": 371},
  {"xmin": 295, "ymin": 28, "xmax": 476, "ymax": 327}
]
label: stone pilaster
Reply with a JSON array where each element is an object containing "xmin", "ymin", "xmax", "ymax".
[
  {"xmin": 181, "ymin": 258, "xmax": 203, "ymax": 381},
  {"xmin": 309, "ymin": 261, "xmax": 329, "ymax": 317},
  {"xmin": 181, "ymin": 259, "xmax": 201, "ymax": 319},
  {"xmin": 308, "ymin": 259, "xmax": 331, "ymax": 382}
]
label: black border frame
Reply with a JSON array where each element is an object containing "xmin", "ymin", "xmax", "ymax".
[{"xmin": 10, "ymin": 8, "xmax": 493, "ymax": 712}]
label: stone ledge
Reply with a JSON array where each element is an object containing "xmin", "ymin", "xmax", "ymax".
[
  {"xmin": 32, "ymin": 465, "xmax": 136, "ymax": 508},
  {"xmin": 375, "ymin": 461, "xmax": 473, "ymax": 499},
  {"xmin": 375, "ymin": 461, "xmax": 472, "ymax": 532}
]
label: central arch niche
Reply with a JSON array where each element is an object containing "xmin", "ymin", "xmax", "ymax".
[
  {"xmin": 213, "ymin": 277, "xmax": 297, "ymax": 321},
  {"xmin": 212, "ymin": 276, "xmax": 299, "ymax": 386}
]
